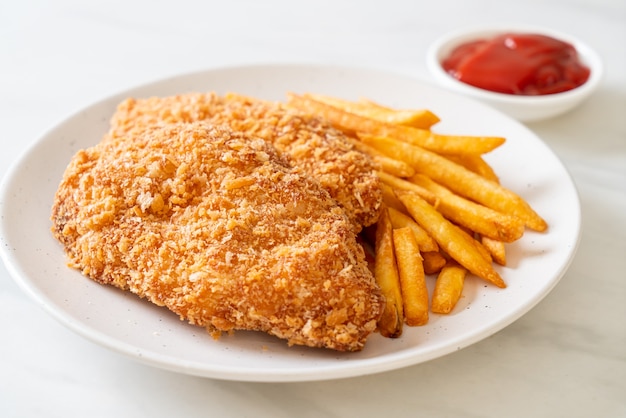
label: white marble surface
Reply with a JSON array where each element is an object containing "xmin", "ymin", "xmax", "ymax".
[{"xmin": 1, "ymin": 0, "xmax": 625, "ymax": 417}]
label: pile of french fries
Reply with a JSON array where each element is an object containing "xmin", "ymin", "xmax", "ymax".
[{"xmin": 286, "ymin": 93, "xmax": 548, "ymax": 338}]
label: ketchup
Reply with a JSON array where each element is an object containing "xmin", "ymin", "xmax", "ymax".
[{"xmin": 442, "ymin": 33, "xmax": 590, "ymax": 95}]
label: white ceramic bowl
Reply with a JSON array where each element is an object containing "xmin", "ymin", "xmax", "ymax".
[{"xmin": 426, "ymin": 25, "xmax": 603, "ymax": 122}]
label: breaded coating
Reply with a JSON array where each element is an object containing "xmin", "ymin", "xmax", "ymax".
[
  {"xmin": 107, "ymin": 92, "xmax": 382, "ymax": 232},
  {"xmin": 52, "ymin": 123, "xmax": 383, "ymax": 351}
]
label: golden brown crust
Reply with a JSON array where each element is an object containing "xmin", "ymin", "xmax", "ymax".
[
  {"xmin": 52, "ymin": 123, "xmax": 383, "ymax": 351},
  {"xmin": 107, "ymin": 92, "xmax": 382, "ymax": 232}
]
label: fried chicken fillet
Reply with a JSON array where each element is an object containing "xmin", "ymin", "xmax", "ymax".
[
  {"xmin": 107, "ymin": 92, "xmax": 382, "ymax": 232},
  {"xmin": 51, "ymin": 123, "xmax": 383, "ymax": 351}
]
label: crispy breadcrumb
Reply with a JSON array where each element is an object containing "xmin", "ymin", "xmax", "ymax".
[
  {"xmin": 52, "ymin": 123, "xmax": 383, "ymax": 351},
  {"xmin": 107, "ymin": 92, "xmax": 382, "ymax": 232}
]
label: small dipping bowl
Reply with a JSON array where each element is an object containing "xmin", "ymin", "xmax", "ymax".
[{"xmin": 426, "ymin": 25, "xmax": 603, "ymax": 122}]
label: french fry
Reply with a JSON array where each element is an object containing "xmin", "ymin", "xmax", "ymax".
[
  {"xmin": 373, "ymin": 156, "xmax": 415, "ymax": 178},
  {"xmin": 422, "ymin": 251, "xmax": 447, "ymax": 275},
  {"xmin": 356, "ymin": 98, "xmax": 441, "ymax": 129},
  {"xmin": 396, "ymin": 190, "xmax": 506, "ymax": 288},
  {"xmin": 388, "ymin": 206, "xmax": 439, "ymax": 253},
  {"xmin": 280, "ymin": 92, "xmax": 550, "ymax": 334},
  {"xmin": 455, "ymin": 224, "xmax": 493, "ymax": 263},
  {"xmin": 380, "ymin": 183, "xmax": 408, "ymax": 213},
  {"xmin": 377, "ymin": 171, "xmax": 437, "ymax": 204},
  {"xmin": 481, "ymin": 236, "xmax": 507, "ymax": 266},
  {"xmin": 349, "ymin": 138, "xmax": 415, "ymax": 178},
  {"xmin": 286, "ymin": 93, "xmax": 505, "ymax": 155},
  {"xmin": 409, "ymin": 174, "xmax": 525, "ymax": 242},
  {"xmin": 445, "ymin": 153, "xmax": 500, "ymax": 183},
  {"xmin": 393, "ymin": 227, "xmax": 429, "ymax": 326},
  {"xmin": 374, "ymin": 207, "xmax": 404, "ymax": 337},
  {"xmin": 432, "ymin": 263, "xmax": 467, "ymax": 314},
  {"xmin": 362, "ymin": 135, "xmax": 548, "ymax": 232},
  {"xmin": 305, "ymin": 93, "xmax": 440, "ymax": 129}
]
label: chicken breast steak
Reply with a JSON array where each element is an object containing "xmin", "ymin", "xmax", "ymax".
[
  {"xmin": 107, "ymin": 92, "xmax": 382, "ymax": 232},
  {"xmin": 51, "ymin": 123, "xmax": 383, "ymax": 351}
]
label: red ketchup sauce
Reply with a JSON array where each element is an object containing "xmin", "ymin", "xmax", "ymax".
[{"xmin": 442, "ymin": 33, "xmax": 590, "ymax": 95}]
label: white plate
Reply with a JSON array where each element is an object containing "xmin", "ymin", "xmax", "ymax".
[{"xmin": 0, "ymin": 64, "xmax": 580, "ymax": 382}]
